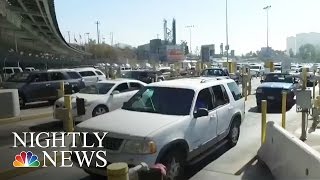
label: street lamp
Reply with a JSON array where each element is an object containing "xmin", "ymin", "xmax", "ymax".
[
  {"xmin": 225, "ymin": 0, "xmax": 230, "ymax": 63},
  {"xmin": 185, "ymin": 25, "xmax": 194, "ymax": 54},
  {"xmin": 263, "ymin": 5, "xmax": 271, "ymax": 53}
]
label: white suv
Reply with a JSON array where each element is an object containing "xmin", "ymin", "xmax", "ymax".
[
  {"xmin": 74, "ymin": 67, "xmax": 106, "ymax": 86},
  {"xmin": 71, "ymin": 77, "xmax": 245, "ymax": 179}
]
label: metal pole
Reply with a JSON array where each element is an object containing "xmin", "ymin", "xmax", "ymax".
[
  {"xmin": 267, "ymin": 9, "xmax": 269, "ymax": 49},
  {"xmin": 261, "ymin": 100, "xmax": 267, "ymax": 144},
  {"xmin": 189, "ymin": 28, "xmax": 192, "ymax": 54},
  {"xmin": 95, "ymin": 21, "xmax": 100, "ymax": 44},
  {"xmin": 67, "ymin": 31, "xmax": 70, "ymax": 43},
  {"xmin": 226, "ymin": 0, "xmax": 229, "ymax": 63},
  {"xmin": 300, "ymin": 68, "xmax": 307, "ymax": 141}
]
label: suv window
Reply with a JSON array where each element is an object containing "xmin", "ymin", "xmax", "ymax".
[
  {"xmin": 32, "ymin": 73, "xmax": 49, "ymax": 82},
  {"xmin": 79, "ymin": 71, "xmax": 96, "ymax": 77},
  {"xmin": 5, "ymin": 69, "xmax": 13, "ymax": 74},
  {"xmin": 129, "ymin": 82, "xmax": 143, "ymax": 90},
  {"xmin": 195, "ymin": 88, "xmax": 213, "ymax": 110},
  {"xmin": 212, "ymin": 85, "xmax": 229, "ymax": 108},
  {"xmin": 14, "ymin": 68, "xmax": 21, "ymax": 73},
  {"xmin": 50, "ymin": 72, "xmax": 65, "ymax": 81},
  {"xmin": 66, "ymin": 72, "xmax": 81, "ymax": 79},
  {"xmin": 227, "ymin": 82, "xmax": 242, "ymax": 100},
  {"xmin": 95, "ymin": 71, "xmax": 103, "ymax": 75},
  {"xmin": 114, "ymin": 83, "xmax": 129, "ymax": 93}
]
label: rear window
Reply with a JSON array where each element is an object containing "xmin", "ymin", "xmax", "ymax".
[
  {"xmin": 79, "ymin": 71, "xmax": 96, "ymax": 77},
  {"xmin": 66, "ymin": 72, "xmax": 81, "ymax": 79},
  {"xmin": 5, "ymin": 69, "xmax": 13, "ymax": 74},
  {"xmin": 227, "ymin": 82, "xmax": 242, "ymax": 101},
  {"xmin": 95, "ymin": 71, "xmax": 103, "ymax": 75}
]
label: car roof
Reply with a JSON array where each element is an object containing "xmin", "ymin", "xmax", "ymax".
[
  {"xmin": 47, "ymin": 69, "xmax": 76, "ymax": 72},
  {"xmin": 74, "ymin": 67, "xmax": 99, "ymax": 71},
  {"xmin": 147, "ymin": 77, "xmax": 234, "ymax": 91},
  {"xmin": 97, "ymin": 78, "xmax": 145, "ymax": 84}
]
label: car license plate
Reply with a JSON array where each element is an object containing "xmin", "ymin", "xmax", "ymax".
[{"xmin": 267, "ymin": 96, "xmax": 274, "ymax": 100}]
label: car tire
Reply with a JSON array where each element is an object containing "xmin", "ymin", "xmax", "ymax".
[
  {"xmin": 48, "ymin": 99, "xmax": 56, "ymax": 105},
  {"xmin": 159, "ymin": 149, "xmax": 185, "ymax": 180},
  {"xmin": 92, "ymin": 105, "xmax": 109, "ymax": 117},
  {"xmin": 227, "ymin": 119, "xmax": 240, "ymax": 147}
]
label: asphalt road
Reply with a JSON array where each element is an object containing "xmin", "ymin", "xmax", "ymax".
[{"xmin": 0, "ymin": 78, "xmax": 310, "ymax": 180}]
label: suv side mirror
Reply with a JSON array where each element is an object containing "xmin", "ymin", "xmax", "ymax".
[
  {"xmin": 193, "ymin": 108, "xmax": 209, "ymax": 118},
  {"xmin": 260, "ymin": 80, "xmax": 264, "ymax": 83},
  {"xmin": 111, "ymin": 90, "xmax": 120, "ymax": 95}
]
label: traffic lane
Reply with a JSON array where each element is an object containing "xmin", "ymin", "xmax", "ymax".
[
  {"xmin": 11, "ymin": 166, "xmax": 91, "ymax": 180},
  {"xmin": 0, "ymin": 118, "xmax": 62, "ymax": 147}
]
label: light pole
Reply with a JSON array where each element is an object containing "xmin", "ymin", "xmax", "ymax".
[
  {"xmin": 185, "ymin": 25, "xmax": 194, "ymax": 54},
  {"xmin": 225, "ymin": 0, "xmax": 229, "ymax": 63},
  {"xmin": 95, "ymin": 21, "xmax": 100, "ymax": 44},
  {"xmin": 263, "ymin": 5, "xmax": 271, "ymax": 52}
]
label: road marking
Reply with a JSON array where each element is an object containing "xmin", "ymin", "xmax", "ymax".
[
  {"xmin": 0, "ymin": 155, "xmax": 62, "ymax": 179},
  {"xmin": 0, "ymin": 112, "xmax": 52, "ymax": 125}
]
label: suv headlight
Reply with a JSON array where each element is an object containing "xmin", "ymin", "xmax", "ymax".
[
  {"xmin": 122, "ymin": 140, "xmax": 157, "ymax": 154},
  {"xmin": 256, "ymin": 88, "xmax": 263, "ymax": 93}
]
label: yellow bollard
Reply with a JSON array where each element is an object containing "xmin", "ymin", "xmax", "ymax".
[
  {"xmin": 318, "ymin": 80, "xmax": 320, "ymax": 96},
  {"xmin": 281, "ymin": 92, "xmax": 287, "ymax": 128},
  {"xmin": 261, "ymin": 100, "xmax": 267, "ymax": 144},
  {"xmin": 107, "ymin": 162, "xmax": 129, "ymax": 180},
  {"xmin": 248, "ymin": 75, "xmax": 252, "ymax": 95},
  {"xmin": 58, "ymin": 81, "xmax": 64, "ymax": 97},
  {"xmin": 63, "ymin": 95, "xmax": 74, "ymax": 132}
]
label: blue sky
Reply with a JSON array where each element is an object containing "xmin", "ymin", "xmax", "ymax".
[{"xmin": 55, "ymin": 0, "xmax": 320, "ymax": 55}]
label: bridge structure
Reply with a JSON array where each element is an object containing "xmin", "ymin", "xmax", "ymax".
[{"xmin": 0, "ymin": 0, "xmax": 89, "ymax": 58}]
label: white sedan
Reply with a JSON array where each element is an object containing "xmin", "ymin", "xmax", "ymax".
[{"xmin": 54, "ymin": 79, "xmax": 146, "ymax": 122}]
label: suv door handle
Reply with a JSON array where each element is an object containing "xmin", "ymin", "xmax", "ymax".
[
  {"xmin": 46, "ymin": 84, "xmax": 51, "ymax": 86},
  {"xmin": 210, "ymin": 114, "xmax": 216, "ymax": 118},
  {"xmin": 228, "ymin": 106, "xmax": 234, "ymax": 110}
]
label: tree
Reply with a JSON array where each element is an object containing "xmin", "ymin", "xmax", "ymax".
[
  {"xmin": 289, "ymin": 48, "xmax": 294, "ymax": 58},
  {"xmin": 298, "ymin": 44, "xmax": 316, "ymax": 61}
]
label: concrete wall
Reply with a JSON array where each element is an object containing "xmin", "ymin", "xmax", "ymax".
[{"xmin": 258, "ymin": 121, "xmax": 320, "ymax": 180}]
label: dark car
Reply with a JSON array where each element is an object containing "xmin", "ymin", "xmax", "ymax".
[
  {"xmin": 121, "ymin": 70, "xmax": 164, "ymax": 83},
  {"xmin": 201, "ymin": 68, "xmax": 239, "ymax": 84},
  {"xmin": 2, "ymin": 69, "xmax": 85, "ymax": 107},
  {"xmin": 256, "ymin": 73, "xmax": 299, "ymax": 111}
]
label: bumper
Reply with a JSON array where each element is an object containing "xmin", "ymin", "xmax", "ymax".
[
  {"xmin": 256, "ymin": 96, "xmax": 295, "ymax": 106},
  {"xmin": 70, "ymin": 146, "xmax": 158, "ymax": 176}
]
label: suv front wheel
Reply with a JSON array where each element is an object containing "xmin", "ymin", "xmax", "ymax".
[{"xmin": 160, "ymin": 150, "xmax": 185, "ymax": 180}]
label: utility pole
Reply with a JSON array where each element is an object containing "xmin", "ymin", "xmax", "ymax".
[
  {"xmin": 263, "ymin": 5, "xmax": 271, "ymax": 54},
  {"xmin": 85, "ymin": 32, "xmax": 90, "ymax": 44},
  {"xmin": 110, "ymin": 32, "xmax": 114, "ymax": 46},
  {"xmin": 185, "ymin": 25, "xmax": 194, "ymax": 54},
  {"xmin": 225, "ymin": 0, "xmax": 229, "ymax": 63},
  {"xmin": 95, "ymin": 21, "xmax": 100, "ymax": 44},
  {"xmin": 67, "ymin": 31, "xmax": 70, "ymax": 43}
]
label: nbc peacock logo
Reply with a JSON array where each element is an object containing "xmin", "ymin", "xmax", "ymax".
[{"xmin": 13, "ymin": 151, "xmax": 40, "ymax": 167}]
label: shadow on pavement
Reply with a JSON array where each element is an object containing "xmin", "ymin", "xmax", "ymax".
[
  {"xmin": 184, "ymin": 144, "xmax": 232, "ymax": 179},
  {"xmin": 29, "ymin": 121, "xmax": 63, "ymax": 132},
  {"xmin": 240, "ymin": 160, "xmax": 274, "ymax": 180},
  {"xmin": 248, "ymin": 104, "xmax": 295, "ymax": 114},
  {"xmin": 22, "ymin": 101, "xmax": 52, "ymax": 110}
]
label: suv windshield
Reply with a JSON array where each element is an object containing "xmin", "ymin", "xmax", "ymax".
[
  {"xmin": 201, "ymin": 69, "xmax": 227, "ymax": 76},
  {"xmin": 79, "ymin": 83, "xmax": 115, "ymax": 94},
  {"xmin": 250, "ymin": 66, "xmax": 261, "ymax": 69},
  {"xmin": 122, "ymin": 87, "xmax": 194, "ymax": 115},
  {"xmin": 7, "ymin": 72, "xmax": 31, "ymax": 82},
  {"xmin": 264, "ymin": 74, "xmax": 294, "ymax": 83}
]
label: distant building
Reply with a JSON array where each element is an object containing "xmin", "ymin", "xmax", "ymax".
[
  {"xmin": 201, "ymin": 44, "xmax": 215, "ymax": 62},
  {"xmin": 286, "ymin": 36, "xmax": 296, "ymax": 55},
  {"xmin": 137, "ymin": 44, "xmax": 150, "ymax": 60},
  {"xmin": 286, "ymin": 32, "xmax": 320, "ymax": 55}
]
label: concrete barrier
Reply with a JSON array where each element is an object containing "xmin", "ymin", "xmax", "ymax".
[
  {"xmin": 0, "ymin": 89, "xmax": 20, "ymax": 118},
  {"xmin": 258, "ymin": 121, "xmax": 320, "ymax": 180}
]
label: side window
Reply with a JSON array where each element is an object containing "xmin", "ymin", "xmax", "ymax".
[
  {"xmin": 195, "ymin": 88, "xmax": 213, "ymax": 111},
  {"xmin": 114, "ymin": 83, "xmax": 129, "ymax": 93},
  {"xmin": 67, "ymin": 72, "xmax": 81, "ymax": 79},
  {"xmin": 129, "ymin": 82, "xmax": 143, "ymax": 91},
  {"xmin": 14, "ymin": 68, "xmax": 22, "ymax": 73},
  {"xmin": 5, "ymin": 69, "xmax": 13, "ymax": 74},
  {"xmin": 227, "ymin": 82, "xmax": 242, "ymax": 101},
  {"xmin": 79, "ymin": 71, "xmax": 96, "ymax": 77},
  {"xmin": 50, "ymin": 72, "xmax": 65, "ymax": 81},
  {"xmin": 33, "ymin": 73, "xmax": 49, "ymax": 82},
  {"xmin": 95, "ymin": 71, "xmax": 104, "ymax": 75},
  {"xmin": 212, "ymin": 85, "xmax": 229, "ymax": 108}
]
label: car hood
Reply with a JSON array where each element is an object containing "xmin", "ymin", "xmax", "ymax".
[
  {"xmin": 2, "ymin": 82, "xmax": 25, "ymax": 89},
  {"xmin": 258, "ymin": 82, "xmax": 293, "ymax": 89},
  {"xmin": 76, "ymin": 109, "xmax": 185, "ymax": 138}
]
